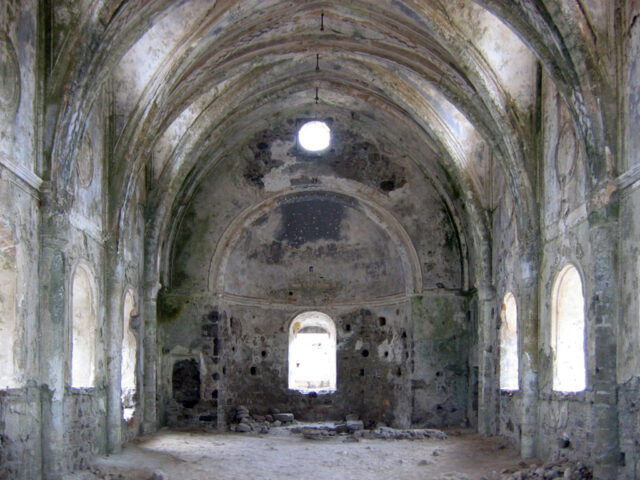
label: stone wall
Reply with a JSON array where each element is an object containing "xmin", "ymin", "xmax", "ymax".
[
  {"xmin": 63, "ymin": 390, "xmax": 107, "ymax": 472},
  {"xmin": 0, "ymin": 387, "xmax": 42, "ymax": 480},
  {"xmin": 159, "ymin": 296, "xmax": 472, "ymax": 430}
]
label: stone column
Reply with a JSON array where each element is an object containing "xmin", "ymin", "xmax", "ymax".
[
  {"xmin": 39, "ymin": 185, "xmax": 70, "ymax": 479},
  {"xmin": 142, "ymin": 280, "xmax": 160, "ymax": 434},
  {"xmin": 477, "ymin": 283, "xmax": 498, "ymax": 436},
  {"xmin": 519, "ymin": 256, "xmax": 539, "ymax": 458},
  {"xmin": 105, "ymin": 243, "xmax": 123, "ymax": 453},
  {"xmin": 588, "ymin": 194, "xmax": 619, "ymax": 480}
]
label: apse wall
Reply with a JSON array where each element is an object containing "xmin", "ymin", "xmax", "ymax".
[{"xmin": 158, "ymin": 125, "xmax": 472, "ymax": 430}]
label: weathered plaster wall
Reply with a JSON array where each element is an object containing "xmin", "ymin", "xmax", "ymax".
[
  {"xmin": 536, "ymin": 73, "xmax": 593, "ymax": 464},
  {"xmin": 411, "ymin": 294, "xmax": 470, "ymax": 428},
  {"xmin": 61, "ymin": 97, "xmax": 110, "ymax": 471},
  {"xmin": 491, "ymin": 164, "xmax": 523, "ymax": 449},
  {"xmin": 159, "ymin": 123, "xmax": 470, "ymax": 431},
  {"xmin": 491, "ymin": 69, "xmax": 595, "ymax": 461},
  {"xmin": 0, "ymin": 3, "xmax": 42, "ymax": 478},
  {"xmin": 617, "ymin": 111, "xmax": 640, "ymax": 479},
  {"xmin": 116, "ymin": 173, "xmax": 146, "ymax": 443},
  {"xmin": 169, "ymin": 123, "xmax": 463, "ymax": 294}
]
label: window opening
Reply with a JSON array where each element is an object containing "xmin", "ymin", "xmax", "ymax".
[
  {"xmin": 288, "ymin": 311, "xmax": 336, "ymax": 394},
  {"xmin": 71, "ymin": 264, "xmax": 96, "ymax": 388},
  {"xmin": 499, "ymin": 292, "xmax": 519, "ymax": 390},
  {"xmin": 0, "ymin": 221, "xmax": 18, "ymax": 389},
  {"xmin": 121, "ymin": 289, "xmax": 137, "ymax": 420},
  {"xmin": 298, "ymin": 121, "xmax": 330, "ymax": 152},
  {"xmin": 552, "ymin": 264, "xmax": 586, "ymax": 392}
]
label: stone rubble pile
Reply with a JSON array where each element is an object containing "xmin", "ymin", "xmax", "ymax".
[
  {"xmin": 370, "ymin": 426, "xmax": 448, "ymax": 440},
  {"xmin": 480, "ymin": 459, "xmax": 593, "ymax": 480},
  {"xmin": 229, "ymin": 405, "xmax": 296, "ymax": 433},
  {"xmin": 286, "ymin": 419, "xmax": 448, "ymax": 443}
]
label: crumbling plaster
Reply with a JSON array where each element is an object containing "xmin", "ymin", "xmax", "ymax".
[{"xmin": 0, "ymin": 1, "xmax": 637, "ymax": 479}]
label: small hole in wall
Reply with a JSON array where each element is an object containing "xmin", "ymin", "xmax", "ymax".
[
  {"xmin": 379, "ymin": 317, "xmax": 386, "ymax": 326},
  {"xmin": 345, "ymin": 324, "xmax": 351, "ymax": 332},
  {"xmin": 232, "ymin": 346, "xmax": 236, "ymax": 352},
  {"xmin": 212, "ymin": 372, "xmax": 220, "ymax": 381},
  {"xmin": 436, "ymin": 371, "xmax": 442, "ymax": 377},
  {"xmin": 401, "ymin": 331, "xmax": 407, "ymax": 339},
  {"xmin": 261, "ymin": 350, "xmax": 267, "ymax": 358},
  {"xmin": 384, "ymin": 351, "xmax": 389, "ymax": 357},
  {"xmin": 250, "ymin": 366, "xmax": 257, "ymax": 375},
  {"xmin": 361, "ymin": 349, "xmax": 369, "ymax": 357},
  {"xmin": 222, "ymin": 366, "xmax": 226, "ymax": 375},
  {"xmin": 360, "ymin": 369, "xmax": 365, "ymax": 376},
  {"xmin": 212, "ymin": 389, "xmax": 218, "ymax": 399},
  {"xmin": 289, "ymin": 291, "xmax": 294, "ymax": 296},
  {"xmin": 396, "ymin": 367, "xmax": 402, "ymax": 377}
]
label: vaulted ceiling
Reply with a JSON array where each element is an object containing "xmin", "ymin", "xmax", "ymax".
[{"xmin": 46, "ymin": 0, "xmax": 611, "ymax": 286}]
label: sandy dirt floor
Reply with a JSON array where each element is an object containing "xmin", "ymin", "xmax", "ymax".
[{"xmin": 86, "ymin": 426, "xmax": 532, "ymax": 480}]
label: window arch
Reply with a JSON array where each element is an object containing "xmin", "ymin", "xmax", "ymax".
[
  {"xmin": 551, "ymin": 264, "xmax": 586, "ymax": 392},
  {"xmin": 288, "ymin": 311, "xmax": 336, "ymax": 394},
  {"xmin": 121, "ymin": 289, "xmax": 137, "ymax": 420},
  {"xmin": 71, "ymin": 264, "xmax": 97, "ymax": 388},
  {"xmin": 499, "ymin": 292, "xmax": 519, "ymax": 390}
]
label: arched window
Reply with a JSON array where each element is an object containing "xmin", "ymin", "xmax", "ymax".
[
  {"xmin": 551, "ymin": 264, "xmax": 586, "ymax": 392},
  {"xmin": 121, "ymin": 289, "xmax": 137, "ymax": 420},
  {"xmin": 71, "ymin": 264, "xmax": 97, "ymax": 388},
  {"xmin": 499, "ymin": 292, "xmax": 519, "ymax": 390},
  {"xmin": 288, "ymin": 311, "xmax": 336, "ymax": 394},
  {"xmin": 0, "ymin": 220, "xmax": 18, "ymax": 389}
]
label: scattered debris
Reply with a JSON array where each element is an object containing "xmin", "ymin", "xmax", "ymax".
[
  {"xmin": 229, "ymin": 406, "xmax": 295, "ymax": 434},
  {"xmin": 479, "ymin": 459, "xmax": 593, "ymax": 480}
]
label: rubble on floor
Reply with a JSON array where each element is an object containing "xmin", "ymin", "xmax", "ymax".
[
  {"xmin": 480, "ymin": 459, "xmax": 593, "ymax": 480},
  {"xmin": 229, "ymin": 405, "xmax": 296, "ymax": 433},
  {"xmin": 229, "ymin": 405, "xmax": 449, "ymax": 442}
]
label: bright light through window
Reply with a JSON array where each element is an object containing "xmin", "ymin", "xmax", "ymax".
[
  {"xmin": 288, "ymin": 311, "xmax": 336, "ymax": 394},
  {"xmin": 298, "ymin": 121, "xmax": 330, "ymax": 152},
  {"xmin": 552, "ymin": 264, "xmax": 586, "ymax": 392}
]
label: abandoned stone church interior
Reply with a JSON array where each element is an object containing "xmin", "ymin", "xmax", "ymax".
[{"xmin": 1, "ymin": 1, "xmax": 640, "ymax": 479}]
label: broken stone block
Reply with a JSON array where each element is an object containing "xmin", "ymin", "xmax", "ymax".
[
  {"xmin": 272, "ymin": 413, "xmax": 294, "ymax": 423},
  {"xmin": 236, "ymin": 423, "xmax": 251, "ymax": 433},
  {"xmin": 346, "ymin": 420, "xmax": 364, "ymax": 432}
]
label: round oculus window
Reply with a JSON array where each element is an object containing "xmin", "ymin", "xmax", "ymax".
[{"xmin": 298, "ymin": 121, "xmax": 330, "ymax": 152}]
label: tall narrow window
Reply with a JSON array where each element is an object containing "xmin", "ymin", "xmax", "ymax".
[
  {"xmin": 71, "ymin": 264, "xmax": 97, "ymax": 388},
  {"xmin": 288, "ymin": 311, "xmax": 336, "ymax": 394},
  {"xmin": 0, "ymin": 220, "xmax": 18, "ymax": 389},
  {"xmin": 552, "ymin": 264, "xmax": 586, "ymax": 392},
  {"xmin": 499, "ymin": 292, "xmax": 519, "ymax": 390},
  {"xmin": 121, "ymin": 289, "xmax": 137, "ymax": 420}
]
